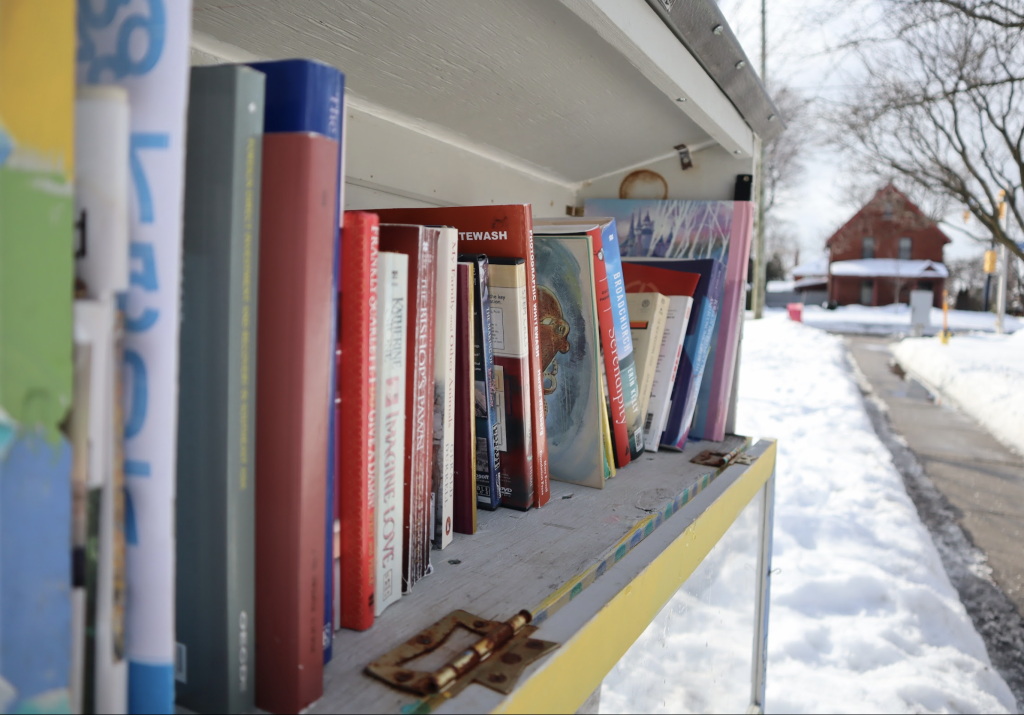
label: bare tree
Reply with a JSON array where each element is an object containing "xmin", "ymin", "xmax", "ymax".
[{"xmin": 831, "ymin": 0, "xmax": 1024, "ymax": 261}]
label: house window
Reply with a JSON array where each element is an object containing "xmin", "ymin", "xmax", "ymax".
[
  {"xmin": 861, "ymin": 280, "xmax": 874, "ymax": 305},
  {"xmin": 919, "ymin": 280, "xmax": 933, "ymax": 291},
  {"xmin": 899, "ymin": 237, "xmax": 912, "ymax": 260},
  {"xmin": 862, "ymin": 237, "xmax": 875, "ymax": 259}
]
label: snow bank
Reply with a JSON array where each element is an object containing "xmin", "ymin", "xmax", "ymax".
[
  {"xmin": 799, "ymin": 303, "xmax": 1022, "ymax": 336},
  {"xmin": 601, "ymin": 313, "xmax": 1016, "ymax": 714},
  {"xmin": 892, "ymin": 333, "xmax": 1024, "ymax": 457}
]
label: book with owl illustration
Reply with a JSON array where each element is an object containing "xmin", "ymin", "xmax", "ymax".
[
  {"xmin": 584, "ymin": 200, "xmax": 753, "ymax": 442},
  {"xmin": 532, "ymin": 233, "xmax": 608, "ymax": 490}
]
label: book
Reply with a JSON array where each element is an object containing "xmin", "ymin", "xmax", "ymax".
[
  {"xmin": 249, "ymin": 59, "xmax": 344, "ymax": 661},
  {"xmin": 534, "ymin": 219, "xmax": 641, "ymax": 465},
  {"xmin": 1, "ymin": 4, "xmax": 75, "ymax": 710},
  {"xmin": 460, "ymin": 254, "xmax": 502, "ymax": 511},
  {"xmin": 626, "ymin": 293, "xmax": 670, "ymax": 428},
  {"xmin": 254, "ymin": 132, "xmax": 338, "ymax": 714},
  {"xmin": 532, "ymin": 233, "xmax": 608, "ymax": 489},
  {"xmin": 338, "ymin": 211, "xmax": 379, "ymax": 632},
  {"xmin": 78, "ymin": 2, "xmax": 194, "ymax": 707},
  {"xmin": 453, "ymin": 263, "xmax": 478, "ymax": 534},
  {"xmin": 623, "ymin": 259, "xmax": 724, "ymax": 448},
  {"xmin": 584, "ymin": 200, "xmax": 754, "ymax": 442},
  {"xmin": 174, "ymin": 65, "xmax": 264, "ymax": 714},
  {"xmin": 645, "ymin": 296, "xmax": 693, "ymax": 451},
  {"xmin": 73, "ymin": 84, "xmax": 131, "ymax": 715},
  {"xmin": 431, "ymin": 228, "xmax": 458, "ymax": 549},
  {"xmin": 379, "ymin": 224, "xmax": 439, "ymax": 592},
  {"xmin": 374, "ymin": 206, "xmax": 551, "ymax": 507},
  {"xmin": 374, "ymin": 251, "xmax": 409, "ymax": 615},
  {"xmin": 487, "ymin": 258, "xmax": 534, "ymax": 510}
]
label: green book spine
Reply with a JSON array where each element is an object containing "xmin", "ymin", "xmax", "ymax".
[{"xmin": 175, "ymin": 64, "xmax": 265, "ymax": 714}]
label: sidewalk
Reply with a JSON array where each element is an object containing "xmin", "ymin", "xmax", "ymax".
[{"xmin": 847, "ymin": 335, "xmax": 1024, "ymax": 703}]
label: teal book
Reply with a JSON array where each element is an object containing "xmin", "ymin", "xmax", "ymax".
[
  {"xmin": 174, "ymin": 65, "xmax": 265, "ymax": 715},
  {"xmin": 532, "ymin": 234, "xmax": 608, "ymax": 489}
]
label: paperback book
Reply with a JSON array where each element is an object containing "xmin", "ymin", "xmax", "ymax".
[
  {"xmin": 453, "ymin": 262, "xmax": 479, "ymax": 534},
  {"xmin": 431, "ymin": 228, "xmax": 458, "ymax": 549},
  {"xmin": 626, "ymin": 293, "xmax": 670, "ymax": 428}
]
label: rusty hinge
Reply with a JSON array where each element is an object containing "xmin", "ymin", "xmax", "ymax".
[
  {"xmin": 691, "ymin": 449, "xmax": 756, "ymax": 468},
  {"xmin": 365, "ymin": 610, "xmax": 558, "ymax": 699}
]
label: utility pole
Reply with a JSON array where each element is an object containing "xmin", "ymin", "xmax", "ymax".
[
  {"xmin": 996, "ymin": 192, "xmax": 1008, "ymax": 334},
  {"xmin": 752, "ymin": 0, "xmax": 768, "ymax": 319}
]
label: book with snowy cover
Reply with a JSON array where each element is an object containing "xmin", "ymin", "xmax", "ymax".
[
  {"xmin": 375, "ymin": 252, "xmax": 408, "ymax": 615},
  {"xmin": 532, "ymin": 234, "xmax": 608, "ymax": 489},
  {"xmin": 584, "ymin": 200, "xmax": 753, "ymax": 442}
]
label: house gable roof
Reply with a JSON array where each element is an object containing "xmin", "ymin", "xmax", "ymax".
[{"xmin": 825, "ymin": 184, "xmax": 952, "ymax": 248}]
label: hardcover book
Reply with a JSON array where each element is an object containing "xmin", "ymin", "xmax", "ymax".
[
  {"xmin": 248, "ymin": 59, "xmax": 344, "ymax": 661},
  {"xmin": 73, "ymin": 84, "xmax": 130, "ymax": 715},
  {"xmin": 374, "ymin": 251, "xmax": 409, "ymax": 615},
  {"xmin": 254, "ymin": 132, "xmax": 338, "ymax": 714},
  {"xmin": 534, "ymin": 219, "xmax": 642, "ymax": 465},
  {"xmin": 374, "ymin": 206, "xmax": 551, "ymax": 507},
  {"xmin": 175, "ymin": 64, "xmax": 264, "ymax": 715},
  {"xmin": 626, "ymin": 293, "xmax": 670, "ymax": 428},
  {"xmin": 584, "ymin": 200, "xmax": 754, "ymax": 441},
  {"xmin": 77, "ymin": 5, "xmax": 194, "ymax": 706},
  {"xmin": 1, "ymin": 5, "xmax": 75, "ymax": 710},
  {"xmin": 338, "ymin": 211, "xmax": 379, "ymax": 631},
  {"xmin": 645, "ymin": 296, "xmax": 693, "ymax": 451},
  {"xmin": 431, "ymin": 228, "xmax": 458, "ymax": 549},
  {"xmin": 460, "ymin": 254, "xmax": 502, "ymax": 511},
  {"xmin": 623, "ymin": 259, "xmax": 724, "ymax": 448},
  {"xmin": 487, "ymin": 258, "xmax": 534, "ymax": 510},
  {"xmin": 453, "ymin": 263, "xmax": 478, "ymax": 534},
  {"xmin": 532, "ymin": 233, "xmax": 608, "ymax": 489},
  {"xmin": 379, "ymin": 224, "xmax": 440, "ymax": 592}
]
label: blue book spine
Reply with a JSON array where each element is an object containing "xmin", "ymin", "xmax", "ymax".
[
  {"xmin": 672, "ymin": 295, "xmax": 719, "ymax": 446},
  {"xmin": 688, "ymin": 262, "xmax": 726, "ymax": 442},
  {"xmin": 469, "ymin": 255, "xmax": 502, "ymax": 510},
  {"xmin": 1, "ymin": 430, "xmax": 73, "ymax": 714},
  {"xmin": 247, "ymin": 59, "xmax": 343, "ymax": 664},
  {"xmin": 599, "ymin": 221, "xmax": 644, "ymax": 459}
]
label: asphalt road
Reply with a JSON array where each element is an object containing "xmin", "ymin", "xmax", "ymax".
[{"xmin": 846, "ymin": 335, "xmax": 1024, "ymax": 704}]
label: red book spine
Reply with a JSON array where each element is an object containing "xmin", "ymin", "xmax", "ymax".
[
  {"xmin": 374, "ymin": 207, "xmax": 550, "ymax": 507},
  {"xmin": 590, "ymin": 235, "xmax": 631, "ymax": 468},
  {"xmin": 254, "ymin": 132, "xmax": 337, "ymax": 714},
  {"xmin": 338, "ymin": 211, "xmax": 379, "ymax": 630},
  {"xmin": 379, "ymin": 225, "xmax": 438, "ymax": 591},
  {"xmin": 453, "ymin": 263, "xmax": 477, "ymax": 533}
]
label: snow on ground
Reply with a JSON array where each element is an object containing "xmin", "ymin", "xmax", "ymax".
[
  {"xmin": 893, "ymin": 332, "xmax": 1024, "ymax": 457},
  {"xmin": 602, "ymin": 313, "xmax": 1016, "ymax": 714},
  {"xmin": 797, "ymin": 303, "xmax": 1022, "ymax": 336}
]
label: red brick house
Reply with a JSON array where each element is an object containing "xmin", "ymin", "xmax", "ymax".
[{"xmin": 826, "ymin": 185, "xmax": 950, "ymax": 307}]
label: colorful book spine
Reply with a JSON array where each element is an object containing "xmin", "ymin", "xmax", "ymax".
[
  {"xmin": 253, "ymin": 132, "xmax": 337, "ymax": 714},
  {"xmin": 460, "ymin": 254, "xmax": 502, "ymax": 511},
  {"xmin": 431, "ymin": 228, "xmax": 458, "ymax": 549},
  {"xmin": 645, "ymin": 296, "xmax": 693, "ymax": 451},
  {"xmin": 248, "ymin": 58, "xmax": 344, "ymax": 662},
  {"xmin": 626, "ymin": 293, "xmax": 670, "ymax": 428},
  {"xmin": 77, "ymin": 4, "xmax": 194, "ymax": 708},
  {"xmin": 73, "ymin": 84, "xmax": 131, "ymax": 715},
  {"xmin": 374, "ymin": 206, "xmax": 550, "ymax": 508},
  {"xmin": 453, "ymin": 262, "xmax": 478, "ymax": 534},
  {"xmin": 0, "ymin": 4, "xmax": 75, "ymax": 711},
  {"xmin": 487, "ymin": 258, "xmax": 534, "ymax": 510},
  {"xmin": 338, "ymin": 211, "xmax": 380, "ymax": 631},
  {"xmin": 174, "ymin": 64, "xmax": 264, "ymax": 714},
  {"xmin": 532, "ymin": 234, "xmax": 608, "ymax": 490},
  {"xmin": 374, "ymin": 251, "xmax": 408, "ymax": 615},
  {"xmin": 379, "ymin": 225, "xmax": 439, "ymax": 592}
]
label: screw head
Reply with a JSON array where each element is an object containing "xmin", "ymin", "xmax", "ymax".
[
  {"xmin": 768, "ymin": 113, "xmax": 777, "ymax": 121},
  {"xmin": 395, "ymin": 671, "xmax": 414, "ymax": 683},
  {"xmin": 488, "ymin": 672, "xmax": 508, "ymax": 684},
  {"xmin": 676, "ymin": 97, "xmax": 688, "ymax": 102},
  {"xmin": 713, "ymin": 24, "xmax": 724, "ymax": 35},
  {"xmin": 734, "ymin": 149, "xmax": 743, "ymax": 154},
  {"xmin": 735, "ymin": 60, "xmax": 746, "ymax": 70}
]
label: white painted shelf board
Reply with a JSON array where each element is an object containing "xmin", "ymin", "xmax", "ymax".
[
  {"xmin": 191, "ymin": 0, "xmax": 745, "ymax": 185},
  {"xmin": 312, "ymin": 434, "xmax": 754, "ymax": 714}
]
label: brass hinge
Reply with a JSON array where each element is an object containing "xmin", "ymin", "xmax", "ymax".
[
  {"xmin": 691, "ymin": 448, "xmax": 756, "ymax": 468},
  {"xmin": 365, "ymin": 610, "xmax": 559, "ymax": 700}
]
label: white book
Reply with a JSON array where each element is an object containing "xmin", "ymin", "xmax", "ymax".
[
  {"xmin": 375, "ymin": 252, "xmax": 409, "ymax": 615},
  {"xmin": 644, "ymin": 295, "xmax": 693, "ymax": 452},
  {"xmin": 431, "ymin": 228, "xmax": 458, "ymax": 549}
]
